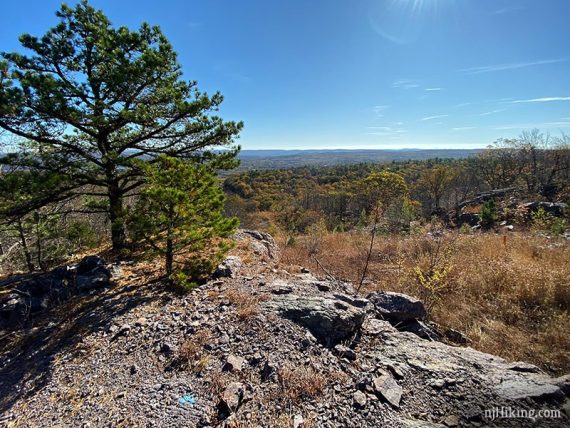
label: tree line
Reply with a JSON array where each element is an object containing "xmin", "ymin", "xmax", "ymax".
[{"xmin": 224, "ymin": 133, "xmax": 570, "ymax": 235}]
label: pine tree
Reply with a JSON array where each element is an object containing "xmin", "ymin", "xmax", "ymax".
[
  {"xmin": 128, "ymin": 155, "xmax": 239, "ymax": 287},
  {"xmin": 0, "ymin": 1, "xmax": 242, "ymax": 250}
]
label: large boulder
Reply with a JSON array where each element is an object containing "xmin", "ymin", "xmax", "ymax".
[
  {"xmin": 367, "ymin": 291, "xmax": 427, "ymax": 323},
  {"xmin": 262, "ymin": 292, "xmax": 367, "ymax": 346},
  {"xmin": 234, "ymin": 229, "xmax": 279, "ymax": 259}
]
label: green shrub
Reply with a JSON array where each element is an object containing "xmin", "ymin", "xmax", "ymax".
[
  {"xmin": 532, "ymin": 208, "xmax": 567, "ymax": 235},
  {"xmin": 128, "ymin": 155, "xmax": 239, "ymax": 286},
  {"xmin": 459, "ymin": 223, "xmax": 471, "ymax": 234},
  {"xmin": 480, "ymin": 199, "xmax": 497, "ymax": 228}
]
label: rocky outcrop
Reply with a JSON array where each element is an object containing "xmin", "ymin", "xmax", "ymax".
[
  {"xmin": 523, "ymin": 201, "xmax": 567, "ymax": 217},
  {"xmin": 0, "ymin": 236, "xmax": 568, "ymax": 428},
  {"xmin": 0, "ymin": 256, "xmax": 115, "ymax": 331},
  {"xmin": 262, "ymin": 292, "xmax": 367, "ymax": 346},
  {"xmin": 457, "ymin": 188, "xmax": 519, "ymax": 209},
  {"xmin": 234, "ymin": 229, "xmax": 279, "ymax": 259}
]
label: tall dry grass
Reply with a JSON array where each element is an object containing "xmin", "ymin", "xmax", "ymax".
[{"xmin": 279, "ymin": 230, "xmax": 570, "ymax": 374}]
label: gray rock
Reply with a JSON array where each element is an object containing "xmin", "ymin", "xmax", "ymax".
[
  {"xmin": 367, "ymin": 292, "xmax": 427, "ymax": 322},
  {"xmin": 214, "ymin": 256, "xmax": 243, "ymax": 279},
  {"xmin": 399, "ymin": 319, "xmax": 440, "ymax": 340},
  {"xmin": 362, "ymin": 318, "xmax": 398, "ymax": 336},
  {"xmin": 553, "ymin": 374, "xmax": 570, "ymax": 396},
  {"xmin": 441, "ymin": 415, "xmax": 460, "ymax": 427},
  {"xmin": 270, "ymin": 280, "xmax": 294, "ymax": 295},
  {"xmin": 235, "ymin": 229, "xmax": 279, "ymax": 259},
  {"xmin": 224, "ymin": 355, "xmax": 245, "ymax": 372},
  {"xmin": 494, "ymin": 377, "xmax": 564, "ymax": 402},
  {"xmin": 353, "ymin": 390, "xmax": 367, "ymax": 408},
  {"xmin": 220, "ymin": 382, "xmax": 245, "ymax": 414},
  {"xmin": 262, "ymin": 293, "xmax": 367, "ymax": 346},
  {"xmin": 400, "ymin": 419, "xmax": 445, "ymax": 428},
  {"xmin": 334, "ymin": 344, "xmax": 357, "ymax": 361},
  {"xmin": 0, "ymin": 256, "xmax": 111, "ymax": 331},
  {"xmin": 506, "ymin": 361, "xmax": 542, "ymax": 373},
  {"xmin": 293, "ymin": 413, "xmax": 304, "ymax": 428},
  {"xmin": 75, "ymin": 272, "xmax": 110, "ymax": 291},
  {"xmin": 523, "ymin": 201, "xmax": 567, "ymax": 217},
  {"xmin": 373, "ymin": 371, "xmax": 403, "ymax": 408}
]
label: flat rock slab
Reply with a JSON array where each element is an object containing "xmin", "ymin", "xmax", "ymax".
[
  {"xmin": 262, "ymin": 292, "xmax": 366, "ymax": 346},
  {"xmin": 371, "ymin": 322, "xmax": 566, "ymax": 407},
  {"xmin": 373, "ymin": 371, "xmax": 403, "ymax": 408},
  {"xmin": 494, "ymin": 377, "xmax": 565, "ymax": 402},
  {"xmin": 224, "ymin": 355, "xmax": 245, "ymax": 372},
  {"xmin": 400, "ymin": 420, "xmax": 446, "ymax": 428}
]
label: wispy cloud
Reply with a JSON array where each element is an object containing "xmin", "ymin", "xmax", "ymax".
[
  {"xmin": 491, "ymin": 6, "xmax": 524, "ymax": 15},
  {"xmin": 508, "ymin": 96, "xmax": 570, "ymax": 104},
  {"xmin": 366, "ymin": 125, "xmax": 407, "ymax": 136},
  {"xmin": 421, "ymin": 114, "xmax": 449, "ymax": 121},
  {"xmin": 425, "ymin": 87, "xmax": 442, "ymax": 91},
  {"xmin": 479, "ymin": 109, "xmax": 505, "ymax": 116},
  {"xmin": 452, "ymin": 102, "xmax": 473, "ymax": 109},
  {"xmin": 494, "ymin": 121, "xmax": 570, "ymax": 130},
  {"xmin": 452, "ymin": 127, "xmax": 477, "ymax": 131},
  {"xmin": 372, "ymin": 105, "xmax": 390, "ymax": 117},
  {"xmin": 367, "ymin": 126, "xmax": 392, "ymax": 131},
  {"xmin": 393, "ymin": 79, "xmax": 420, "ymax": 89},
  {"xmin": 459, "ymin": 58, "xmax": 566, "ymax": 74}
]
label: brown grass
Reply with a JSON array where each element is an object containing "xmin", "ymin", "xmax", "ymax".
[
  {"xmin": 279, "ymin": 230, "xmax": 570, "ymax": 374},
  {"xmin": 224, "ymin": 289, "xmax": 261, "ymax": 321},
  {"xmin": 277, "ymin": 366, "xmax": 327, "ymax": 403},
  {"xmin": 173, "ymin": 329, "xmax": 211, "ymax": 372}
]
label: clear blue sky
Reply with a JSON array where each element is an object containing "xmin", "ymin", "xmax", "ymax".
[{"xmin": 1, "ymin": 0, "xmax": 569, "ymax": 149}]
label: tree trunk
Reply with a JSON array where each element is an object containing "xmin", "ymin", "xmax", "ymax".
[
  {"xmin": 108, "ymin": 184, "xmax": 126, "ymax": 251},
  {"xmin": 16, "ymin": 218, "xmax": 35, "ymax": 272},
  {"xmin": 165, "ymin": 237, "xmax": 173, "ymax": 277},
  {"xmin": 35, "ymin": 214, "xmax": 45, "ymax": 271},
  {"xmin": 357, "ymin": 206, "xmax": 379, "ymax": 294}
]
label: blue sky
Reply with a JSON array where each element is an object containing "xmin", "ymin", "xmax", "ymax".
[{"xmin": 1, "ymin": 0, "xmax": 569, "ymax": 150}]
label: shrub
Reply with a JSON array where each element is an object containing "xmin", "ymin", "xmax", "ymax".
[
  {"xmin": 531, "ymin": 207, "xmax": 567, "ymax": 235},
  {"xmin": 128, "ymin": 155, "xmax": 239, "ymax": 288},
  {"xmin": 480, "ymin": 199, "xmax": 497, "ymax": 228}
]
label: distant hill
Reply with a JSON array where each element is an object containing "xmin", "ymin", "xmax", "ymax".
[{"xmin": 237, "ymin": 149, "xmax": 481, "ymax": 169}]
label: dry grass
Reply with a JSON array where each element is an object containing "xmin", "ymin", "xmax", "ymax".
[
  {"xmin": 224, "ymin": 289, "xmax": 261, "ymax": 321},
  {"xmin": 280, "ymin": 230, "xmax": 570, "ymax": 374},
  {"xmin": 277, "ymin": 366, "xmax": 327, "ymax": 403},
  {"xmin": 171, "ymin": 329, "xmax": 211, "ymax": 372}
]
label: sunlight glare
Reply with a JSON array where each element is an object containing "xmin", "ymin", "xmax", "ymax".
[{"xmin": 368, "ymin": 0, "xmax": 449, "ymax": 44}]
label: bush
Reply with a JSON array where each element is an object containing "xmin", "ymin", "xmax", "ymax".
[
  {"xmin": 531, "ymin": 207, "xmax": 567, "ymax": 235},
  {"xmin": 480, "ymin": 199, "xmax": 497, "ymax": 228},
  {"xmin": 128, "ymin": 155, "xmax": 239, "ymax": 287}
]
